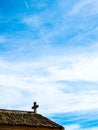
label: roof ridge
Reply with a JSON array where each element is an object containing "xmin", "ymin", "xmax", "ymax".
[{"xmin": 0, "ymin": 109, "xmax": 34, "ymax": 113}]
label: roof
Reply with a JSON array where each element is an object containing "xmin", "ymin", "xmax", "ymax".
[{"xmin": 0, "ymin": 109, "xmax": 64, "ymax": 128}]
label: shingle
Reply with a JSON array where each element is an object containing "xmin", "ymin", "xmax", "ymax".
[{"xmin": 0, "ymin": 109, "xmax": 63, "ymax": 128}]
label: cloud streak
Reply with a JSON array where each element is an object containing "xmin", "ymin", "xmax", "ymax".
[
  {"xmin": 69, "ymin": 0, "xmax": 98, "ymax": 15},
  {"xmin": 51, "ymin": 109, "xmax": 98, "ymax": 129}
]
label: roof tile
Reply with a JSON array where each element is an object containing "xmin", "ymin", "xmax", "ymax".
[{"xmin": 0, "ymin": 109, "xmax": 64, "ymax": 128}]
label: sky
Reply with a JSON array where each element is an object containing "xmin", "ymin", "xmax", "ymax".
[{"xmin": 0, "ymin": 0, "xmax": 98, "ymax": 129}]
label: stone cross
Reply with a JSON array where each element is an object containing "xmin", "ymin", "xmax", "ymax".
[{"xmin": 32, "ymin": 102, "xmax": 39, "ymax": 113}]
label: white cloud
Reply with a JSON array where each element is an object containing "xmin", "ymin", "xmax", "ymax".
[
  {"xmin": 65, "ymin": 124, "xmax": 81, "ymax": 130},
  {"xmin": 69, "ymin": 0, "xmax": 98, "ymax": 15},
  {"xmin": 2, "ymin": 51, "xmax": 98, "ymax": 83},
  {"xmin": 87, "ymin": 128, "xmax": 98, "ymax": 130},
  {"xmin": 65, "ymin": 125, "xmax": 98, "ymax": 130},
  {"xmin": 22, "ymin": 15, "xmax": 42, "ymax": 29},
  {"xmin": 0, "ymin": 35, "xmax": 6, "ymax": 43},
  {"xmin": 0, "ymin": 48, "xmax": 98, "ymax": 113},
  {"xmin": 0, "ymin": 58, "xmax": 8, "ymax": 68},
  {"xmin": 0, "ymin": 88, "xmax": 23, "ymax": 107},
  {"xmin": 22, "ymin": 15, "xmax": 34, "ymax": 27},
  {"xmin": 35, "ymin": 53, "xmax": 98, "ymax": 82}
]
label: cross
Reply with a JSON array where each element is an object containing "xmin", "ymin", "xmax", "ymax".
[{"xmin": 32, "ymin": 102, "xmax": 39, "ymax": 114}]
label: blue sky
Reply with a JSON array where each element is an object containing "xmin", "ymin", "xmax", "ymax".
[{"xmin": 0, "ymin": 0, "xmax": 98, "ymax": 129}]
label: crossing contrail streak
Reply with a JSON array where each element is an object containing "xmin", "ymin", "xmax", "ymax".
[
  {"xmin": 33, "ymin": 18, "xmax": 50, "ymax": 47},
  {"xmin": 23, "ymin": 0, "xmax": 50, "ymax": 47},
  {"xmin": 24, "ymin": 0, "xmax": 30, "ymax": 10}
]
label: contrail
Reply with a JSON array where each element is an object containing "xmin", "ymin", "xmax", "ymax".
[
  {"xmin": 33, "ymin": 18, "xmax": 50, "ymax": 47},
  {"xmin": 24, "ymin": 0, "xmax": 30, "ymax": 10},
  {"xmin": 23, "ymin": 0, "xmax": 50, "ymax": 47}
]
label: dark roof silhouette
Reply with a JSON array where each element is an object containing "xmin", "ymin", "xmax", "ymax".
[{"xmin": 0, "ymin": 109, "xmax": 64, "ymax": 129}]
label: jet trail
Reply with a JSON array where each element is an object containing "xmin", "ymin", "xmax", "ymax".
[
  {"xmin": 23, "ymin": 0, "xmax": 50, "ymax": 47},
  {"xmin": 33, "ymin": 18, "xmax": 50, "ymax": 47},
  {"xmin": 24, "ymin": 0, "xmax": 30, "ymax": 10}
]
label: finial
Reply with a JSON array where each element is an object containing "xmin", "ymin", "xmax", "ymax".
[{"xmin": 32, "ymin": 102, "xmax": 39, "ymax": 114}]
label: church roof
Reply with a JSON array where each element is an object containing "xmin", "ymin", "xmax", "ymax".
[{"xmin": 0, "ymin": 109, "xmax": 64, "ymax": 128}]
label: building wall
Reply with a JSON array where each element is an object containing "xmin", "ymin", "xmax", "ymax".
[{"xmin": 0, "ymin": 125, "xmax": 64, "ymax": 130}]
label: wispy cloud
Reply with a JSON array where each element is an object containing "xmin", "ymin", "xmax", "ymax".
[
  {"xmin": 65, "ymin": 125, "xmax": 98, "ymax": 130},
  {"xmin": 69, "ymin": 0, "xmax": 98, "ymax": 15},
  {"xmin": 0, "ymin": 35, "xmax": 7, "ymax": 43},
  {"xmin": 51, "ymin": 109, "xmax": 98, "ymax": 129},
  {"xmin": 0, "ymin": 47, "xmax": 98, "ymax": 113}
]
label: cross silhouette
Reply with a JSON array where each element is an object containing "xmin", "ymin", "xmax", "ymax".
[{"xmin": 32, "ymin": 102, "xmax": 39, "ymax": 113}]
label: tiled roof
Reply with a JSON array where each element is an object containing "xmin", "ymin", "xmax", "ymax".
[{"xmin": 0, "ymin": 109, "xmax": 64, "ymax": 128}]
